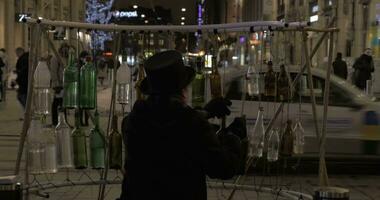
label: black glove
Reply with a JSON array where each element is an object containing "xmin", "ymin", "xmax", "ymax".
[
  {"xmin": 204, "ymin": 97, "xmax": 232, "ymax": 119},
  {"xmin": 53, "ymin": 87, "xmax": 63, "ymax": 94}
]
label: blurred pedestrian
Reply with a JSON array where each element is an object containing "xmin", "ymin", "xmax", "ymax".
[
  {"xmin": 119, "ymin": 50, "xmax": 242, "ymax": 200},
  {"xmin": 353, "ymin": 48, "xmax": 375, "ymax": 90},
  {"xmin": 0, "ymin": 48, "xmax": 8, "ymax": 101},
  {"xmin": 15, "ymin": 47, "xmax": 29, "ymax": 110},
  {"xmin": 78, "ymin": 50, "xmax": 90, "ymax": 126},
  {"xmin": 333, "ymin": 52, "xmax": 348, "ymax": 80},
  {"xmin": 50, "ymin": 43, "xmax": 69, "ymax": 126}
]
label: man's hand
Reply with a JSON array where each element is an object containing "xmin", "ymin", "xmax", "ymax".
[{"xmin": 204, "ymin": 97, "xmax": 232, "ymax": 119}]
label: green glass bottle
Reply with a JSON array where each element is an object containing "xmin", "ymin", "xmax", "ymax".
[
  {"xmin": 72, "ymin": 110, "xmax": 88, "ymax": 169},
  {"xmin": 63, "ymin": 52, "xmax": 79, "ymax": 109},
  {"xmin": 90, "ymin": 111, "xmax": 105, "ymax": 169},
  {"xmin": 79, "ymin": 57, "xmax": 96, "ymax": 109},
  {"xmin": 192, "ymin": 57, "xmax": 205, "ymax": 108},
  {"xmin": 109, "ymin": 115, "xmax": 122, "ymax": 169}
]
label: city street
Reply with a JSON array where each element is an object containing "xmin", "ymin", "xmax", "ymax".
[{"xmin": 1, "ymin": 90, "xmax": 380, "ymax": 200}]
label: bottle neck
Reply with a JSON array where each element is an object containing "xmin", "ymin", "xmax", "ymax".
[
  {"xmin": 111, "ymin": 115, "xmax": 118, "ymax": 132},
  {"xmin": 58, "ymin": 111, "xmax": 66, "ymax": 124}
]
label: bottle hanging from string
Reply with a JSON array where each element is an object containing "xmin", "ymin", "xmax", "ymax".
[
  {"xmin": 63, "ymin": 52, "xmax": 79, "ymax": 109},
  {"xmin": 267, "ymin": 128, "xmax": 280, "ymax": 162},
  {"xmin": 293, "ymin": 119, "xmax": 305, "ymax": 155},
  {"xmin": 264, "ymin": 61, "xmax": 276, "ymax": 97},
  {"xmin": 281, "ymin": 119, "xmax": 294, "ymax": 157},
  {"xmin": 116, "ymin": 62, "xmax": 131, "ymax": 105},
  {"xmin": 55, "ymin": 108, "xmax": 73, "ymax": 168},
  {"xmin": 79, "ymin": 56, "xmax": 96, "ymax": 109},
  {"xmin": 210, "ymin": 55, "xmax": 222, "ymax": 98},
  {"xmin": 72, "ymin": 110, "xmax": 88, "ymax": 169},
  {"xmin": 247, "ymin": 65, "xmax": 260, "ymax": 96},
  {"xmin": 249, "ymin": 106, "xmax": 265, "ymax": 158},
  {"xmin": 33, "ymin": 60, "xmax": 52, "ymax": 115},
  {"xmin": 192, "ymin": 56, "xmax": 206, "ymax": 108},
  {"xmin": 42, "ymin": 119, "xmax": 58, "ymax": 173},
  {"xmin": 27, "ymin": 117, "xmax": 45, "ymax": 174},
  {"xmin": 90, "ymin": 111, "xmax": 106, "ymax": 169},
  {"xmin": 277, "ymin": 64, "xmax": 290, "ymax": 101},
  {"xmin": 109, "ymin": 115, "xmax": 123, "ymax": 169}
]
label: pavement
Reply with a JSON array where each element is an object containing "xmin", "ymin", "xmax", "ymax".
[{"xmin": 1, "ymin": 89, "xmax": 380, "ymax": 200}]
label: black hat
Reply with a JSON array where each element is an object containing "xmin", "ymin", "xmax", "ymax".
[{"xmin": 140, "ymin": 50, "xmax": 195, "ymax": 95}]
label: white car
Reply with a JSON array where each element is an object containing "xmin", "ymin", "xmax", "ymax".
[{"xmin": 223, "ymin": 65, "xmax": 380, "ymax": 155}]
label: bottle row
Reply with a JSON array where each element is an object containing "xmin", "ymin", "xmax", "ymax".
[{"xmin": 27, "ymin": 110, "xmax": 123, "ymax": 174}]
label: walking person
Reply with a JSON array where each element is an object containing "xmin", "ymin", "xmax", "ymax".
[
  {"xmin": 50, "ymin": 43, "xmax": 69, "ymax": 126},
  {"xmin": 119, "ymin": 50, "xmax": 242, "ymax": 200},
  {"xmin": 0, "ymin": 48, "xmax": 8, "ymax": 101},
  {"xmin": 352, "ymin": 48, "xmax": 375, "ymax": 90},
  {"xmin": 15, "ymin": 47, "xmax": 29, "ymax": 111},
  {"xmin": 332, "ymin": 52, "xmax": 348, "ymax": 80}
]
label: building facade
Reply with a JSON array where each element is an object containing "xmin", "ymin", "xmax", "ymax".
[{"xmin": 0, "ymin": 0, "xmax": 85, "ymax": 67}]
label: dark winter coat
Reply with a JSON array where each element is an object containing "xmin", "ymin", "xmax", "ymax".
[
  {"xmin": 333, "ymin": 58, "xmax": 348, "ymax": 80},
  {"xmin": 15, "ymin": 52, "xmax": 29, "ymax": 94},
  {"xmin": 353, "ymin": 54, "xmax": 374, "ymax": 90},
  {"xmin": 120, "ymin": 96, "xmax": 241, "ymax": 200}
]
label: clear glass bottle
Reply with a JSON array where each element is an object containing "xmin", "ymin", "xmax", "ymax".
[
  {"xmin": 63, "ymin": 52, "xmax": 79, "ymax": 109},
  {"xmin": 27, "ymin": 118, "xmax": 45, "ymax": 174},
  {"xmin": 192, "ymin": 57, "xmax": 205, "ymax": 108},
  {"xmin": 281, "ymin": 120, "xmax": 294, "ymax": 157},
  {"xmin": 277, "ymin": 65, "xmax": 290, "ymax": 101},
  {"xmin": 109, "ymin": 115, "xmax": 123, "ymax": 169},
  {"xmin": 90, "ymin": 111, "xmax": 105, "ymax": 169},
  {"xmin": 34, "ymin": 61, "xmax": 52, "ymax": 115},
  {"xmin": 55, "ymin": 109, "xmax": 74, "ymax": 168},
  {"xmin": 72, "ymin": 110, "xmax": 88, "ymax": 169},
  {"xmin": 264, "ymin": 63, "xmax": 276, "ymax": 97},
  {"xmin": 79, "ymin": 56, "xmax": 96, "ymax": 109},
  {"xmin": 267, "ymin": 128, "xmax": 280, "ymax": 162},
  {"xmin": 42, "ymin": 122, "xmax": 58, "ymax": 173},
  {"xmin": 247, "ymin": 65, "xmax": 260, "ymax": 96},
  {"xmin": 116, "ymin": 62, "xmax": 131, "ymax": 105},
  {"xmin": 293, "ymin": 120, "xmax": 305, "ymax": 155},
  {"xmin": 249, "ymin": 107, "xmax": 265, "ymax": 158},
  {"xmin": 210, "ymin": 56, "xmax": 222, "ymax": 98}
]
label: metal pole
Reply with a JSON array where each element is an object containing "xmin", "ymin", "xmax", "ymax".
[
  {"xmin": 14, "ymin": 24, "xmax": 42, "ymax": 175},
  {"xmin": 98, "ymin": 32, "xmax": 122, "ymax": 200},
  {"xmin": 319, "ymin": 32, "xmax": 335, "ymax": 187}
]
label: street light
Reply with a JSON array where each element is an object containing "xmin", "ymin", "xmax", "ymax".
[
  {"xmin": 181, "ymin": 17, "xmax": 185, "ymax": 20},
  {"xmin": 181, "ymin": 8, "xmax": 186, "ymax": 12},
  {"xmin": 141, "ymin": 14, "xmax": 145, "ymax": 18},
  {"xmin": 133, "ymin": 5, "xmax": 138, "ymax": 9}
]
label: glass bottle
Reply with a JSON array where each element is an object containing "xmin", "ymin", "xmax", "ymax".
[
  {"xmin": 72, "ymin": 110, "xmax": 88, "ymax": 169},
  {"xmin": 249, "ymin": 107, "xmax": 265, "ymax": 158},
  {"xmin": 277, "ymin": 65, "xmax": 290, "ymax": 101},
  {"xmin": 116, "ymin": 62, "xmax": 131, "ymax": 105},
  {"xmin": 267, "ymin": 128, "xmax": 280, "ymax": 162},
  {"xmin": 247, "ymin": 65, "xmax": 260, "ymax": 96},
  {"xmin": 79, "ymin": 56, "xmax": 96, "ymax": 109},
  {"xmin": 293, "ymin": 120, "xmax": 305, "ymax": 155},
  {"xmin": 264, "ymin": 62, "xmax": 276, "ymax": 97},
  {"xmin": 192, "ymin": 57, "xmax": 205, "ymax": 108},
  {"xmin": 210, "ymin": 56, "xmax": 222, "ymax": 98},
  {"xmin": 109, "ymin": 115, "xmax": 123, "ymax": 169},
  {"xmin": 90, "ymin": 111, "xmax": 106, "ymax": 169},
  {"xmin": 27, "ymin": 118, "xmax": 45, "ymax": 174},
  {"xmin": 135, "ymin": 63, "xmax": 146, "ymax": 100},
  {"xmin": 55, "ymin": 109, "xmax": 74, "ymax": 168},
  {"xmin": 63, "ymin": 52, "xmax": 79, "ymax": 109},
  {"xmin": 42, "ymin": 121, "xmax": 58, "ymax": 173},
  {"xmin": 281, "ymin": 120, "xmax": 294, "ymax": 157},
  {"xmin": 34, "ymin": 60, "xmax": 52, "ymax": 115}
]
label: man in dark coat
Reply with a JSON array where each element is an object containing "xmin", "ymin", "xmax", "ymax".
[
  {"xmin": 15, "ymin": 47, "xmax": 29, "ymax": 109},
  {"xmin": 120, "ymin": 50, "xmax": 242, "ymax": 200},
  {"xmin": 353, "ymin": 48, "xmax": 375, "ymax": 90},
  {"xmin": 332, "ymin": 52, "xmax": 348, "ymax": 80}
]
